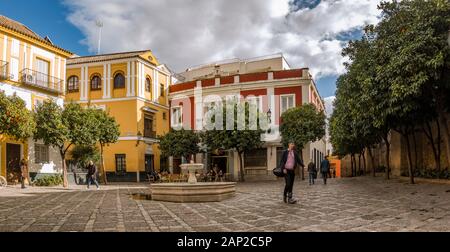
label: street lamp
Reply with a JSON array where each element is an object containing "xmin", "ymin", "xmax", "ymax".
[
  {"xmin": 266, "ymin": 109, "xmax": 272, "ymax": 134},
  {"xmin": 266, "ymin": 109, "xmax": 272, "ymax": 123}
]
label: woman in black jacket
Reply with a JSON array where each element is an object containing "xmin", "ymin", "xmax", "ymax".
[{"xmin": 278, "ymin": 141, "xmax": 304, "ymax": 204}]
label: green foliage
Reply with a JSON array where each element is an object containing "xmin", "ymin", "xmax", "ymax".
[
  {"xmin": 158, "ymin": 129, "xmax": 200, "ymax": 160},
  {"xmin": 330, "ymin": 0, "xmax": 450, "ymax": 182},
  {"xmin": 70, "ymin": 145, "xmax": 100, "ymax": 169},
  {"xmin": 33, "ymin": 100, "xmax": 68, "ymax": 150},
  {"xmin": 33, "ymin": 174, "xmax": 63, "ymax": 187},
  {"xmin": 280, "ymin": 103, "xmax": 326, "ymax": 150},
  {"xmin": 91, "ymin": 108, "xmax": 120, "ymax": 147},
  {"xmin": 411, "ymin": 168, "xmax": 450, "ymax": 180},
  {"xmin": 0, "ymin": 92, "xmax": 35, "ymax": 141},
  {"xmin": 33, "ymin": 101, "xmax": 117, "ymax": 187},
  {"xmin": 202, "ymin": 101, "xmax": 265, "ymax": 181}
]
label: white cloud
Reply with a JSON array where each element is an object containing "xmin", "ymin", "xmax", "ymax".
[
  {"xmin": 64, "ymin": 0, "xmax": 381, "ymax": 78},
  {"xmin": 324, "ymin": 96, "xmax": 335, "ymax": 118}
]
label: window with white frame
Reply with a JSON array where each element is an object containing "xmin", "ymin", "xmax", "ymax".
[
  {"xmin": 280, "ymin": 94, "xmax": 295, "ymax": 114},
  {"xmin": 171, "ymin": 106, "xmax": 182, "ymax": 127}
]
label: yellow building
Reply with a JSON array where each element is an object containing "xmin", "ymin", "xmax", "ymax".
[
  {"xmin": 66, "ymin": 50, "xmax": 171, "ymax": 182},
  {"xmin": 0, "ymin": 16, "xmax": 72, "ymax": 182}
]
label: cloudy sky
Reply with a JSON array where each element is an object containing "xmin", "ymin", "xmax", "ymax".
[{"xmin": 1, "ymin": 0, "xmax": 382, "ymax": 99}]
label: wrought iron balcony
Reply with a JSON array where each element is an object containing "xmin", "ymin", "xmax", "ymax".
[
  {"xmin": 20, "ymin": 68, "xmax": 63, "ymax": 94},
  {"xmin": 144, "ymin": 130, "xmax": 157, "ymax": 139},
  {"xmin": 0, "ymin": 60, "xmax": 8, "ymax": 80}
]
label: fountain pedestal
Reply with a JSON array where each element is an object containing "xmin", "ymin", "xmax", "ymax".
[
  {"xmin": 150, "ymin": 162, "xmax": 236, "ymax": 203},
  {"xmin": 179, "ymin": 163, "xmax": 203, "ymax": 184}
]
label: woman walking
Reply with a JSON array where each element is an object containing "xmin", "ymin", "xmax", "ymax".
[
  {"xmin": 86, "ymin": 160, "xmax": 100, "ymax": 190},
  {"xmin": 20, "ymin": 158, "xmax": 29, "ymax": 189},
  {"xmin": 278, "ymin": 141, "xmax": 304, "ymax": 204}
]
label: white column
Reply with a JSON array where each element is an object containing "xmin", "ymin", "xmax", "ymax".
[
  {"xmin": 29, "ymin": 46, "xmax": 33, "ymax": 71},
  {"xmin": 140, "ymin": 63, "xmax": 145, "ymax": 97},
  {"xmin": 126, "ymin": 62, "xmax": 131, "ymax": 96},
  {"xmin": 153, "ymin": 70, "xmax": 158, "ymax": 101},
  {"xmin": 80, "ymin": 66, "xmax": 85, "ymax": 100},
  {"xmin": 107, "ymin": 64, "xmax": 111, "ymax": 98},
  {"xmin": 2, "ymin": 35, "xmax": 7, "ymax": 62},
  {"xmin": 166, "ymin": 75, "xmax": 170, "ymax": 104},
  {"xmin": 137, "ymin": 62, "xmax": 141, "ymax": 97},
  {"xmin": 57, "ymin": 57, "xmax": 61, "ymax": 81},
  {"xmin": 131, "ymin": 62, "xmax": 136, "ymax": 97},
  {"xmin": 61, "ymin": 59, "xmax": 66, "ymax": 93},
  {"xmin": 195, "ymin": 86, "xmax": 203, "ymax": 131},
  {"xmin": 23, "ymin": 42, "xmax": 27, "ymax": 70},
  {"xmin": 302, "ymin": 85, "xmax": 309, "ymax": 104},
  {"xmin": 267, "ymin": 87, "xmax": 275, "ymax": 124},
  {"xmin": 103, "ymin": 64, "xmax": 107, "ymax": 98},
  {"xmin": 155, "ymin": 70, "xmax": 159, "ymax": 100},
  {"xmin": 84, "ymin": 66, "xmax": 89, "ymax": 99}
]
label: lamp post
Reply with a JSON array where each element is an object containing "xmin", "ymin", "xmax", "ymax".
[{"xmin": 266, "ymin": 109, "xmax": 272, "ymax": 134}]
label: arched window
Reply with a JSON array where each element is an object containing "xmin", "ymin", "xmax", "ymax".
[
  {"xmin": 114, "ymin": 72, "xmax": 125, "ymax": 89},
  {"xmin": 90, "ymin": 74, "xmax": 101, "ymax": 90},
  {"xmin": 67, "ymin": 76, "xmax": 79, "ymax": 92},
  {"xmin": 145, "ymin": 77, "xmax": 152, "ymax": 92}
]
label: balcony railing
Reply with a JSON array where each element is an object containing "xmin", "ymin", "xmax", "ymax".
[
  {"xmin": 144, "ymin": 130, "xmax": 157, "ymax": 139},
  {"xmin": 20, "ymin": 68, "xmax": 63, "ymax": 94},
  {"xmin": 0, "ymin": 60, "xmax": 8, "ymax": 80}
]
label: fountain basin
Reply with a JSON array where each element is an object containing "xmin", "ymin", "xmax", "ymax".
[{"xmin": 151, "ymin": 182, "xmax": 236, "ymax": 203}]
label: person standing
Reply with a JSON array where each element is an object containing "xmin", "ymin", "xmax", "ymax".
[
  {"xmin": 20, "ymin": 158, "xmax": 29, "ymax": 189},
  {"xmin": 279, "ymin": 141, "xmax": 304, "ymax": 204},
  {"xmin": 86, "ymin": 160, "xmax": 100, "ymax": 190},
  {"xmin": 320, "ymin": 156, "xmax": 331, "ymax": 185},
  {"xmin": 307, "ymin": 161, "xmax": 317, "ymax": 185}
]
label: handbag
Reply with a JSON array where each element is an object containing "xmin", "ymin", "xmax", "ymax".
[{"xmin": 273, "ymin": 167, "xmax": 285, "ymax": 177}]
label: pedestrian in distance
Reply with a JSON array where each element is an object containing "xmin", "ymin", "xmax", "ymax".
[
  {"xmin": 307, "ymin": 161, "xmax": 317, "ymax": 185},
  {"xmin": 320, "ymin": 156, "xmax": 331, "ymax": 185},
  {"xmin": 278, "ymin": 141, "xmax": 304, "ymax": 204},
  {"xmin": 20, "ymin": 158, "xmax": 29, "ymax": 189},
  {"xmin": 86, "ymin": 160, "xmax": 100, "ymax": 190}
]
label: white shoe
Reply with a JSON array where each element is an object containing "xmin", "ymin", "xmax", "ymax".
[{"xmin": 97, "ymin": 187, "xmax": 100, "ymax": 190}]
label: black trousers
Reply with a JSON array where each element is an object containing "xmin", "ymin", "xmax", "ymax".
[
  {"xmin": 322, "ymin": 172, "xmax": 328, "ymax": 184},
  {"xmin": 284, "ymin": 170, "xmax": 295, "ymax": 197}
]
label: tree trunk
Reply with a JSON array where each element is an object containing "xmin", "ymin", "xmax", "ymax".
[
  {"xmin": 238, "ymin": 152, "xmax": 245, "ymax": 182},
  {"xmin": 438, "ymin": 111, "xmax": 450, "ymax": 169},
  {"xmin": 404, "ymin": 130, "xmax": 415, "ymax": 184},
  {"xmin": 350, "ymin": 154, "xmax": 354, "ymax": 177},
  {"xmin": 352, "ymin": 154, "xmax": 356, "ymax": 177},
  {"xmin": 423, "ymin": 120, "xmax": 440, "ymax": 171},
  {"xmin": 358, "ymin": 154, "xmax": 361, "ymax": 176},
  {"xmin": 299, "ymin": 149, "xmax": 304, "ymax": 180},
  {"xmin": 362, "ymin": 149, "xmax": 366, "ymax": 175},
  {"xmin": 350, "ymin": 155, "xmax": 353, "ymax": 177},
  {"xmin": 368, "ymin": 147, "xmax": 375, "ymax": 177},
  {"xmin": 383, "ymin": 133, "xmax": 390, "ymax": 180},
  {"xmin": 100, "ymin": 144, "xmax": 107, "ymax": 185},
  {"xmin": 60, "ymin": 151, "xmax": 68, "ymax": 188},
  {"xmin": 412, "ymin": 129, "xmax": 418, "ymax": 174}
]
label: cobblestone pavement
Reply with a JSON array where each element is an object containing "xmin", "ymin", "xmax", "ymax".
[{"xmin": 1, "ymin": 177, "xmax": 450, "ymax": 232}]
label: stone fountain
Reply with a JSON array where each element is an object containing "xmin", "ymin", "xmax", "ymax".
[
  {"xmin": 180, "ymin": 161, "xmax": 204, "ymax": 183},
  {"xmin": 151, "ymin": 159, "xmax": 236, "ymax": 203}
]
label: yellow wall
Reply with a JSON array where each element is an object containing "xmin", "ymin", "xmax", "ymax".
[
  {"xmin": 0, "ymin": 29, "xmax": 70, "ymax": 97},
  {"xmin": 65, "ymin": 54, "xmax": 171, "ymax": 175},
  {"xmin": 0, "ymin": 135, "xmax": 29, "ymax": 178},
  {"xmin": 0, "ymin": 24, "xmax": 70, "ymax": 179}
]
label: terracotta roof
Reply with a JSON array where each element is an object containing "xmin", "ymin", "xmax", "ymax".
[
  {"xmin": 0, "ymin": 15, "xmax": 72, "ymax": 55},
  {"xmin": 0, "ymin": 15, "xmax": 43, "ymax": 40},
  {"xmin": 67, "ymin": 50, "xmax": 151, "ymax": 65}
]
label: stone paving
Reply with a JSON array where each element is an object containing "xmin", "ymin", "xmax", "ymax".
[{"xmin": 1, "ymin": 177, "xmax": 450, "ymax": 232}]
